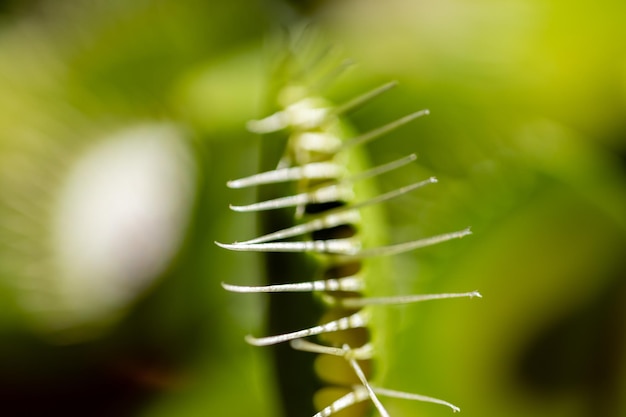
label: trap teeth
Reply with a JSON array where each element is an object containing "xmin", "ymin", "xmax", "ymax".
[{"xmin": 219, "ymin": 48, "xmax": 480, "ymax": 416}]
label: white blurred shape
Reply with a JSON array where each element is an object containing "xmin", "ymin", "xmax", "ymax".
[{"xmin": 49, "ymin": 123, "xmax": 196, "ymax": 333}]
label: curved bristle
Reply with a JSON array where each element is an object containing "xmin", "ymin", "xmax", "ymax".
[
  {"xmin": 332, "ymin": 80, "xmax": 398, "ymax": 116},
  {"xmin": 312, "ymin": 389, "xmax": 370, "ymax": 417},
  {"xmin": 216, "ymin": 238, "xmax": 360, "ymax": 255},
  {"xmin": 353, "ymin": 227, "xmax": 472, "ymax": 259},
  {"xmin": 340, "ymin": 110, "xmax": 430, "ymax": 151},
  {"xmin": 344, "ymin": 344, "xmax": 391, "ymax": 417},
  {"xmin": 290, "ymin": 339, "xmax": 373, "ymax": 360},
  {"xmin": 230, "ymin": 184, "xmax": 352, "ymax": 212},
  {"xmin": 222, "ymin": 276, "xmax": 363, "ymax": 293},
  {"xmin": 244, "ymin": 311, "xmax": 369, "ymax": 346},
  {"xmin": 374, "ymin": 388, "xmax": 461, "ymax": 413},
  {"xmin": 227, "ymin": 162, "xmax": 344, "ymax": 189},
  {"xmin": 339, "ymin": 290, "xmax": 482, "ymax": 308}
]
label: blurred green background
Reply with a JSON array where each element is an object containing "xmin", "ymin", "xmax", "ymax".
[{"xmin": 0, "ymin": 1, "xmax": 624, "ymax": 416}]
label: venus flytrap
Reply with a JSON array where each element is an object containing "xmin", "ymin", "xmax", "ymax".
[{"xmin": 217, "ymin": 35, "xmax": 480, "ymax": 417}]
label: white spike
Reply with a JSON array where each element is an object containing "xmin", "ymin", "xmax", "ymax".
[
  {"xmin": 332, "ymin": 81, "xmax": 398, "ymax": 116},
  {"xmin": 239, "ymin": 210, "xmax": 360, "ymax": 245},
  {"xmin": 289, "ymin": 339, "xmax": 348, "ymax": 356},
  {"xmin": 374, "ymin": 387, "xmax": 461, "ymax": 413},
  {"xmin": 215, "ymin": 238, "xmax": 360, "ymax": 255},
  {"xmin": 344, "ymin": 344, "xmax": 391, "ymax": 417},
  {"xmin": 230, "ymin": 183, "xmax": 353, "ymax": 212},
  {"xmin": 348, "ymin": 177, "xmax": 437, "ymax": 212},
  {"xmin": 245, "ymin": 311, "xmax": 370, "ymax": 346},
  {"xmin": 348, "ymin": 154, "xmax": 417, "ymax": 183},
  {"xmin": 340, "ymin": 110, "xmax": 430, "ymax": 151},
  {"xmin": 312, "ymin": 388, "xmax": 370, "ymax": 417},
  {"xmin": 338, "ymin": 291, "xmax": 482, "ymax": 309},
  {"xmin": 221, "ymin": 276, "xmax": 364, "ymax": 293},
  {"xmin": 351, "ymin": 227, "xmax": 472, "ymax": 259},
  {"xmin": 246, "ymin": 98, "xmax": 330, "ymax": 133},
  {"xmin": 290, "ymin": 339, "xmax": 373, "ymax": 360},
  {"xmin": 227, "ymin": 162, "xmax": 345, "ymax": 189}
]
